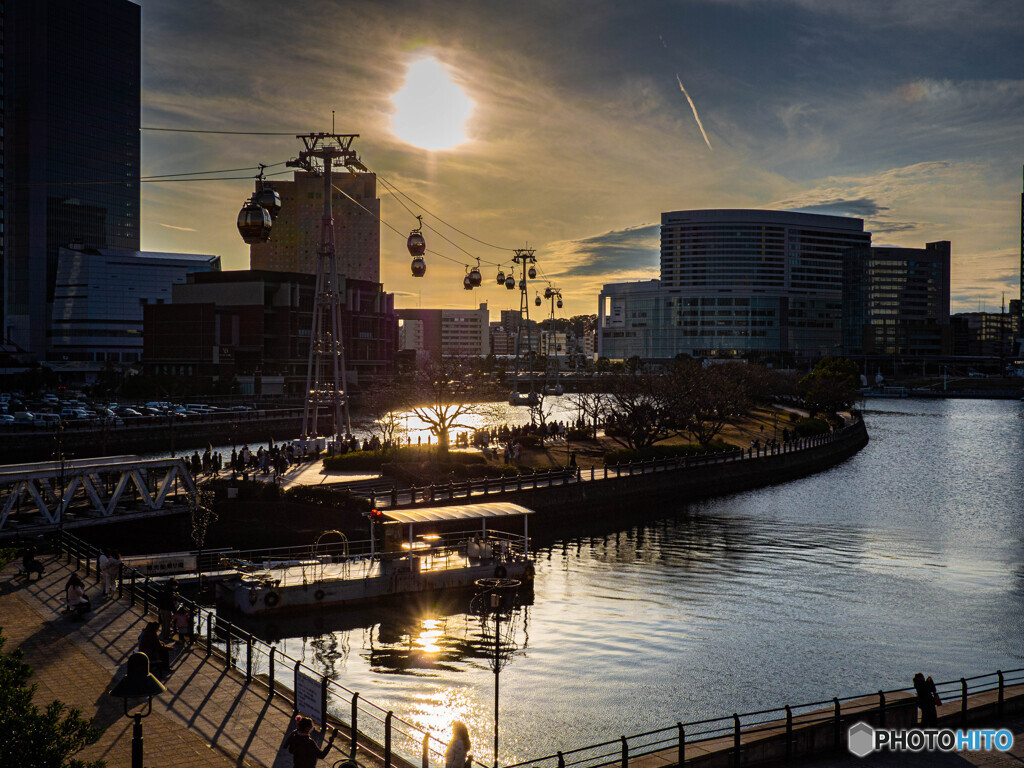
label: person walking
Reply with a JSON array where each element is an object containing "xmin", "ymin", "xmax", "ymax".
[
  {"xmin": 285, "ymin": 716, "xmax": 336, "ymax": 768},
  {"xmin": 913, "ymin": 672, "xmax": 940, "ymax": 726},
  {"xmin": 444, "ymin": 721, "xmax": 471, "ymax": 768}
]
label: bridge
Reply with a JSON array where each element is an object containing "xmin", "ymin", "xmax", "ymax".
[{"xmin": 0, "ymin": 455, "xmax": 198, "ymax": 535}]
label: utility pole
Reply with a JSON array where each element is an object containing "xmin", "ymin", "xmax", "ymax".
[{"xmin": 287, "ymin": 133, "xmax": 365, "ymax": 443}]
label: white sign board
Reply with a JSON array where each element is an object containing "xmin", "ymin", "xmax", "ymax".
[
  {"xmin": 123, "ymin": 553, "xmax": 197, "ymax": 576},
  {"xmin": 294, "ymin": 668, "xmax": 325, "ymax": 724}
]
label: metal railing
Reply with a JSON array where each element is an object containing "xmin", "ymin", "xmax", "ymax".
[
  {"xmin": 500, "ymin": 667, "xmax": 1024, "ymax": 768},
  {"xmin": 57, "ymin": 530, "xmax": 450, "ymax": 768},
  {"xmin": 360, "ymin": 422, "xmax": 865, "ymax": 510}
]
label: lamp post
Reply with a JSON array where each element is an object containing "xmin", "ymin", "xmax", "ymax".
[{"xmin": 109, "ymin": 653, "xmax": 166, "ymax": 768}]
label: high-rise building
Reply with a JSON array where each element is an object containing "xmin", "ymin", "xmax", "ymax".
[
  {"xmin": 3, "ymin": 0, "xmax": 141, "ymax": 358},
  {"xmin": 249, "ymin": 171, "xmax": 380, "ymax": 283},
  {"xmin": 841, "ymin": 241, "xmax": 952, "ymax": 356},
  {"xmin": 599, "ymin": 210, "xmax": 871, "ymax": 361},
  {"xmin": 396, "ymin": 304, "xmax": 490, "ymax": 357}
]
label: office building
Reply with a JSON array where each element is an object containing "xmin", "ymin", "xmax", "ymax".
[
  {"xmin": 951, "ymin": 311, "xmax": 1020, "ymax": 359},
  {"xmin": 143, "ymin": 271, "xmax": 396, "ymax": 393},
  {"xmin": 396, "ymin": 304, "xmax": 490, "ymax": 358},
  {"xmin": 249, "ymin": 171, "xmax": 380, "ymax": 283},
  {"xmin": 841, "ymin": 241, "xmax": 952, "ymax": 356},
  {"xmin": 50, "ymin": 246, "xmax": 219, "ymax": 367},
  {"xmin": 599, "ymin": 209, "xmax": 871, "ymax": 361},
  {"xmin": 3, "ymin": 0, "xmax": 141, "ymax": 358}
]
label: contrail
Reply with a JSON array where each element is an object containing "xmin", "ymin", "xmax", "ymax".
[{"xmin": 675, "ymin": 73, "xmax": 713, "ymax": 152}]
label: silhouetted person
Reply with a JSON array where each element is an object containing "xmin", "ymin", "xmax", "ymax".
[
  {"xmin": 285, "ymin": 716, "xmax": 336, "ymax": 768},
  {"xmin": 914, "ymin": 672, "xmax": 939, "ymax": 726}
]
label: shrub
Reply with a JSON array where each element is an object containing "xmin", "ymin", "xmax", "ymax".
[
  {"xmin": 283, "ymin": 485, "xmax": 369, "ymax": 513},
  {"xmin": 603, "ymin": 441, "xmax": 734, "ymax": 464},
  {"xmin": 565, "ymin": 428, "xmax": 594, "ymax": 441},
  {"xmin": 793, "ymin": 417, "xmax": 830, "ymax": 437}
]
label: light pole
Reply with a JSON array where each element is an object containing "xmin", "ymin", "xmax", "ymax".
[{"xmin": 109, "ymin": 653, "xmax": 166, "ymax": 768}]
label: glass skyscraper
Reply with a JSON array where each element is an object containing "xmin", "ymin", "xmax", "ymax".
[{"xmin": 3, "ymin": 0, "xmax": 140, "ymax": 358}]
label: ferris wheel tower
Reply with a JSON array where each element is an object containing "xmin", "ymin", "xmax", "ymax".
[{"xmin": 285, "ymin": 133, "xmax": 365, "ymax": 442}]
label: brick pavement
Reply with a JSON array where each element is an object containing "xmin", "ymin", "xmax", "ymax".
[{"xmin": 1, "ymin": 555, "xmax": 344, "ymax": 768}]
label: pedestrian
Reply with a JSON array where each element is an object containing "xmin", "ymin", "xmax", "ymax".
[
  {"xmin": 913, "ymin": 673, "xmax": 940, "ymax": 726},
  {"xmin": 173, "ymin": 604, "xmax": 196, "ymax": 646},
  {"xmin": 444, "ymin": 721, "xmax": 471, "ymax": 768},
  {"xmin": 569, "ymin": 451, "xmax": 577, "ymax": 468},
  {"xmin": 102, "ymin": 550, "xmax": 121, "ymax": 596},
  {"xmin": 157, "ymin": 578, "xmax": 178, "ymax": 639},
  {"xmin": 65, "ymin": 573, "xmax": 90, "ymax": 619},
  {"xmin": 20, "ymin": 545, "xmax": 45, "ymax": 580},
  {"xmin": 285, "ymin": 716, "xmax": 337, "ymax": 768}
]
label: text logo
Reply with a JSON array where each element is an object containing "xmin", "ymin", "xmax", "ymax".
[{"xmin": 847, "ymin": 723, "xmax": 1013, "ymax": 756}]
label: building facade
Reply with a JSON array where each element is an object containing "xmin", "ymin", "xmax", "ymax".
[
  {"xmin": 599, "ymin": 210, "xmax": 871, "ymax": 361},
  {"xmin": 951, "ymin": 311, "xmax": 1020, "ymax": 359},
  {"xmin": 3, "ymin": 0, "xmax": 141, "ymax": 357},
  {"xmin": 841, "ymin": 241, "xmax": 952, "ymax": 356},
  {"xmin": 143, "ymin": 271, "xmax": 396, "ymax": 394},
  {"xmin": 248, "ymin": 171, "xmax": 380, "ymax": 283},
  {"xmin": 396, "ymin": 304, "xmax": 490, "ymax": 357},
  {"xmin": 50, "ymin": 246, "xmax": 219, "ymax": 367}
]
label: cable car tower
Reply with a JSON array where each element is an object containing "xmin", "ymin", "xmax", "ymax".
[
  {"xmin": 285, "ymin": 132, "xmax": 365, "ymax": 443},
  {"xmin": 509, "ymin": 247, "xmax": 539, "ymax": 406},
  {"xmin": 541, "ymin": 285, "xmax": 564, "ymax": 395}
]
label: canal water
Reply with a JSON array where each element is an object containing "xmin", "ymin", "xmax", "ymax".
[{"xmin": 259, "ymin": 398, "xmax": 1024, "ymax": 765}]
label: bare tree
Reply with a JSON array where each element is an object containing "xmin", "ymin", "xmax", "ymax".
[
  {"xmin": 409, "ymin": 357, "xmax": 483, "ymax": 456},
  {"xmin": 363, "ymin": 383, "xmax": 405, "ymax": 447},
  {"xmin": 603, "ymin": 367, "xmax": 676, "ymax": 450},
  {"xmin": 674, "ymin": 361, "xmax": 754, "ymax": 447},
  {"xmin": 566, "ymin": 390, "xmax": 609, "ymax": 439}
]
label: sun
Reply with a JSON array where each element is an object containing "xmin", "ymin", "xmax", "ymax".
[{"xmin": 392, "ymin": 57, "xmax": 473, "ymax": 151}]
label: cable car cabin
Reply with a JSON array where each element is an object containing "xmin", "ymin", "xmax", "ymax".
[
  {"xmin": 557, "ymin": 298, "xmax": 563, "ymax": 309},
  {"xmin": 528, "ymin": 266, "xmax": 537, "ymax": 279},
  {"xmin": 496, "ymin": 269, "xmax": 505, "ymax": 285},
  {"xmin": 535, "ymin": 295, "xmax": 542, "ymax": 306},
  {"xmin": 505, "ymin": 276, "xmax": 516, "ymax": 289},
  {"xmin": 411, "ymin": 256, "xmax": 427, "ymax": 277},
  {"xmin": 237, "ymin": 200, "xmax": 272, "ymax": 244},
  {"xmin": 407, "ymin": 231, "xmax": 426, "ymax": 257},
  {"xmin": 463, "ymin": 275, "xmax": 473, "ymax": 290},
  {"xmin": 254, "ymin": 186, "xmax": 282, "ymax": 219},
  {"xmin": 508, "ymin": 391, "xmax": 540, "ymax": 407}
]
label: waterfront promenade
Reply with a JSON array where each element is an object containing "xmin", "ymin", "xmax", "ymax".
[{"xmin": 0, "ymin": 554, "xmax": 360, "ymax": 768}]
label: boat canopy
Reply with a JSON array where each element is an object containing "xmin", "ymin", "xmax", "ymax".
[{"xmin": 382, "ymin": 502, "xmax": 535, "ymax": 525}]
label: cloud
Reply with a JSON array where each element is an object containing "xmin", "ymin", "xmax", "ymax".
[
  {"xmin": 783, "ymin": 197, "xmax": 888, "ymax": 218},
  {"xmin": 543, "ymin": 224, "xmax": 660, "ymax": 278}
]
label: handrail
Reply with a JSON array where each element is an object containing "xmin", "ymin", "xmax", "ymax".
[{"xmin": 56, "ymin": 530, "xmax": 445, "ymax": 768}]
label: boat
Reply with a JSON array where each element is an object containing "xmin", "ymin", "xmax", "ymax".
[{"xmin": 215, "ymin": 502, "xmax": 536, "ymax": 616}]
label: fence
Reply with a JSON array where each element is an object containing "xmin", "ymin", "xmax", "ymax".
[
  {"xmin": 500, "ymin": 668, "xmax": 1024, "ymax": 768},
  {"xmin": 364, "ymin": 423, "xmax": 864, "ymax": 510},
  {"xmin": 57, "ymin": 530, "xmax": 447, "ymax": 768}
]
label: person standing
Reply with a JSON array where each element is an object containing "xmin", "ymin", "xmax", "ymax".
[
  {"xmin": 445, "ymin": 721, "xmax": 471, "ymax": 768},
  {"xmin": 913, "ymin": 672, "xmax": 940, "ymax": 726},
  {"xmin": 285, "ymin": 717, "xmax": 336, "ymax": 768},
  {"xmin": 157, "ymin": 578, "xmax": 178, "ymax": 639}
]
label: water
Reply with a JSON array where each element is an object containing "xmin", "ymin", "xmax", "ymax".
[{"xmin": 258, "ymin": 398, "xmax": 1024, "ymax": 764}]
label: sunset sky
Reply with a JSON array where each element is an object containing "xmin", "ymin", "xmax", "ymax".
[{"xmin": 139, "ymin": 0, "xmax": 1024, "ymax": 317}]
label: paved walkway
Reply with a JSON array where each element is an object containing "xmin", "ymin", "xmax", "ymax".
[{"xmin": 1, "ymin": 555, "xmax": 344, "ymax": 768}]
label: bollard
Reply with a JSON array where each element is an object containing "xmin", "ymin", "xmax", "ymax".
[
  {"xmin": 532, "ymin": 470, "xmax": 537, "ymax": 490},
  {"xmin": 384, "ymin": 711, "xmax": 393, "ymax": 768},
  {"xmin": 961, "ymin": 678, "xmax": 968, "ymax": 726},
  {"xmin": 350, "ymin": 692, "xmax": 360, "ymax": 759},
  {"xmin": 621, "ymin": 735, "xmax": 628, "ymax": 768},
  {"xmin": 732, "ymin": 714, "xmax": 741, "ymax": 767},
  {"xmin": 483, "ymin": 477, "xmax": 489, "ymax": 496},
  {"xmin": 998, "ymin": 671, "xmax": 1005, "ymax": 715},
  {"xmin": 370, "ymin": 490, "xmax": 376, "ymax": 508},
  {"xmin": 677, "ymin": 723, "xmax": 685, "ymax": 767},
  {"xmin": 391, "ymin": 486, "xmax": 398, "ymax": 506},
  {"xmin": 591, "ymin": 466, "xmax": 595, "ymax": 481},
  {"xmin": 422, "ymin": 733, "xmax": 430, "ymax": 768},
  {"xmin": 269, "ymin": 647, "xmax": 276, "ymax": 698},
  {"xmin": 785, "ymin": 705, "xmax": 793, "ymax": 759},
  {"xmin": 604, "ymin": 465, "xmax": 608, "ymax": 479},
  {"xmin": 878, "ymin": 691, "xmax": 885, "ymax": 727}
]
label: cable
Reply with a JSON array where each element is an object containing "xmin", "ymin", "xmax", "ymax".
[
  {"xmin": 143, "ymin": 161, "xmax": 288, "ymax": 179},
  {"xmin": 375, "ymin": 171, "xmax": 517, "ymax": 253},
  {"xmin": 16, "ymin": 166, "xmax": 292, "ymax": 188},
  {"xmin": 142, "ymin": 126, "xmax": 303, "ymax": 136}
]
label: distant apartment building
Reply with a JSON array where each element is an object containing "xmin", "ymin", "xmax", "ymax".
[
  {"xmin": 489, "ymin": 323, "xmax": 514, "ymax": 356},
  {"xmin": 143, "ymin": 271, "xmax": 395, "ymax": 394},
  {"xmin": 249, "ymin": 171, "xmax": 380, "ymax": 283},
  {"xmin": 542, "ymin": 330, "xmax": 569, "ymax": 359},
  {"xmin": 396, "ymin": 303, "xmax": 490, "ymax": 357},
  {"xmin": 49, "ymin": 246, "xmax": 219, "ymax": 368},
  {"xmin": 599, "ymin": 209, "xmax": 871, "ymax": 361},
  {"xmin": 4, "ymin": 0, "xmax": 141, "ymax": 358},
  {"xmin": 841, "ymin": 241, "xmax": 952, "ymax": 356}
]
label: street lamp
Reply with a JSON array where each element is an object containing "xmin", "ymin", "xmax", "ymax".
[{"xmin": 109, "ymin": 653, "xmax": 166, "ymax": 768}]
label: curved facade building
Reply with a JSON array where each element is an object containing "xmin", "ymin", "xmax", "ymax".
[{"xmin": 599, "ymin": 209, "xmax": 871, "ymax": 361}]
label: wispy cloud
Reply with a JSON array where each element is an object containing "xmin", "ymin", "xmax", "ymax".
[{"xmin": 675, "ymin": 74, "xmax": 713, "ymax": 152}]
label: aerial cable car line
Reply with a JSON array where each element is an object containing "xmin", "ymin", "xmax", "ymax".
[
  {"xmin": 19, "ymin": 166, "xmax": 292, "ymax": 188},
  {"xmin": 141, "ymin": 126, "xmax": 303, "ymax": 136}
]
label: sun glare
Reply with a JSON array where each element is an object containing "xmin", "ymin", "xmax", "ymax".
[{"xmin": 392, "ymin": 57, "xmax": 473, "ymax": 151}]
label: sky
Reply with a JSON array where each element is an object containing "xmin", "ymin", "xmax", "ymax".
[{"xmin": 138, "ymin": 0, "xmax": 1024, "ymax": 316}]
